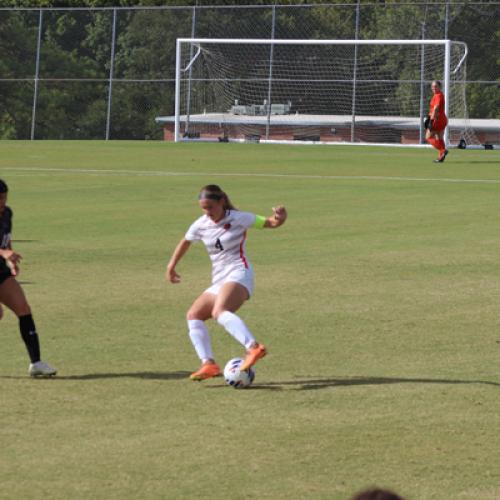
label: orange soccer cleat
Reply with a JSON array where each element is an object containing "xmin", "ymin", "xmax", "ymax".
[
  {"xmin": 189, "ymin": 361, "xmax": 222, "ymax": 381},
  {"xmin": 239, "ymin": 343, "xmax": 267, "ymax": 372}
]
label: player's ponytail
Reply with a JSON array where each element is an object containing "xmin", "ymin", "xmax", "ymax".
[
  {"xmin": 222, "ymin": 192, "xmax": 236, "ymax": 211},
  {"xmin": 0, "ymin": 179, "xmax": 8, "ymax": 193},
  {"xmin": 199, "ymin": 184, "xmax": 236, "ymax": 210}
]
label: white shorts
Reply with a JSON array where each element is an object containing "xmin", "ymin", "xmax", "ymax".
[{"xmin": 205, "ymin": 267, "xmax": 255, "ymax": 298}]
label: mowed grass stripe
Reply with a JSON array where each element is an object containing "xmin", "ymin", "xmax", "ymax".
[{"xmin": 4, "ymin": 166, "xmax": 500, "ymax": 184}]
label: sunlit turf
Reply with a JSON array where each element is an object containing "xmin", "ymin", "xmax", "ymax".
[{"xmin": 1, "ymin": 141, "xmax": 499, "ymax": 499}]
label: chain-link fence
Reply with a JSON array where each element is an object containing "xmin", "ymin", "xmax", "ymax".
[{"xmin": 0, "ymin": 2, "xmax": 498, "ymax": 140}]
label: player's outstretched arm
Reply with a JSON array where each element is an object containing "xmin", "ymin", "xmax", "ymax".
[
  {"xmin": 264, "ymin": 205, "xmax": 287, "ymax": 229},
  {"xmin": 166, "ymin": 238, "xmax": 191, "ymax": 283}
]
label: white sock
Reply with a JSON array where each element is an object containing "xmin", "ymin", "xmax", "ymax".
[
  {"xmin": 188, "ymin": 319, "xmax": 213, "ymax": 361},
  {"xmin": 216, "ymin": 311, "xmax": 256, "ymax": 349}
]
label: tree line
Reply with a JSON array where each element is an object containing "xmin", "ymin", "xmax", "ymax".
[{"xmin": 0, "ymin": 0, "xmax": 498, "ymax": 139}]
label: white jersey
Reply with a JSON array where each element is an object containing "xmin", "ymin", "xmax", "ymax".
[{"xmin": 185, "ymin": 210, "xmax": 258, "ymax": 285}]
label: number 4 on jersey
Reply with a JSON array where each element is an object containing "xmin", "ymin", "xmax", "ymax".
[{"xmin": 215, "ymin": 238, "xmax": 224, "ymax": 251}]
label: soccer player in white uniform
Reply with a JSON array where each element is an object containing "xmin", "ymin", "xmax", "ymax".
[{"xmin": 166, "ymin": 184, "xmax": 287, "ymax": 381}]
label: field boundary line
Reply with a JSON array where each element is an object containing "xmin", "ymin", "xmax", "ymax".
[{"xmin": 4, "ymin": 166, "xmax": 500, "ymax": 184}]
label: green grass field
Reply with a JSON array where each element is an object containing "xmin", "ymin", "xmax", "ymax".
[{"xmin": 1, "ymin": 141, "xmax": 499, "ymax": 500}]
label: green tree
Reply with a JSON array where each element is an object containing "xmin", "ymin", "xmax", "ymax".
[{"xmin": 0, "ymin": 10, "xmax": 39, "ymax": 138}]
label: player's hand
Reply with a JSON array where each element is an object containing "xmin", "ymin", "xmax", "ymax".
[
  {"xmin": 2, "ymin": 250, "xmax": 22, "ymax": 276},
  {"xmin": 166, "ymin": 266, "xmax": 181, "ymax": 284},
  {"xmin": 272, "ymin": 205, "xmax": 287, "ymax": 224}
]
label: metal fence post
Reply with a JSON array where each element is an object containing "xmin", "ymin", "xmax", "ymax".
[
  {"xmin": 30, "ymin": 9, "xmax": 43, "ymax": 141},
  {"xmin": 350, "ymin": 0, "xmax": 360, "ymax": 143},
  {"xmin": 265, "ymin": 4, "xmax": 276, "ymax": 141},
  {"xmin": 444, "ymin": 0, "xmax": 449, "ymax": 39},
  {"xmin": 105, "ymin": 8, "xmax": 117, "ymax": 141},
  {"xmin": 419, "ymin": 22, "xmax": 426, "ymax": 144},
  {"xmin": 185, "ymin": 6, "xmax": 197, "ymax": 136}
]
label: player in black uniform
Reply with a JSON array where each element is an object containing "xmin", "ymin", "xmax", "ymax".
[{"xmin": 0, "ymin": 179, "xmax": 56, "ymax": 376}]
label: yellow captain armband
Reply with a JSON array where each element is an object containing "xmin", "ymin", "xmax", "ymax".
[{"xmin": 253, "ymin": 215, "xmax": 266, "ymax": 229}]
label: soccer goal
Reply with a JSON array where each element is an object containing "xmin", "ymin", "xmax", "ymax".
[{"xmin": 174, "ymin": 38, "xmax": 475, "ymax": 147}]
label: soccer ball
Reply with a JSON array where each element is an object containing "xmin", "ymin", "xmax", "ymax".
[{"xmin": 223, "ymin": 357, "xmax": 255, "ymax": 389}]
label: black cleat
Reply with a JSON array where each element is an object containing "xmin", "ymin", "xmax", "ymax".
[{"xmin": 433, "ymin": 149, "xmax": 449, "ymax": 163}]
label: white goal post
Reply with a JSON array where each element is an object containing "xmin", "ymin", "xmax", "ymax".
[{"xmin": 174, "ymin": 38, "xmax": 472, "ymax": 147}]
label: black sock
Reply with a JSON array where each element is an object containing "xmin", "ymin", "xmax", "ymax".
[{"xmin": 19, "ymin": 314, "xmax": 41, "ymax": 363}]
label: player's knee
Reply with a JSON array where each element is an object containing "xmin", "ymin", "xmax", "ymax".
[
  {"xmin": 187, "ymin": 308, "xmax": 208, "ymax": 321},
  {"xmin": 211, "ymin": 306, "xmax": 227, "ymax": 321},
  {"xmin": 186, "ymin": 309, "xmax": 198, "ymax": 321},
  {"xmin": 16, "ymin": 303, "xmax": 31, "ymax": 317}
]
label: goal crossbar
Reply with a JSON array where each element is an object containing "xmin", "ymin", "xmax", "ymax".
[{"xmin": 177, "ymin": 38, "xmax": 452, "ymax": 46}]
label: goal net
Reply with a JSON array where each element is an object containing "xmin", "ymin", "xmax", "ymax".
[{"xmin": 175, "ymin": 38, "xmax": 476, "ymax": 147}]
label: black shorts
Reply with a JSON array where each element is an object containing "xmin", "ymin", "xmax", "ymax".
[{"xmin": 0, "ymin": 258, "xmax": 12, "ymax": 285}]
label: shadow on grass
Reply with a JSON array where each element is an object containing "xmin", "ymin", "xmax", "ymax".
[
  {"xmin": 57, "ymin": 371, "xmax": 192, "ymax": 381},
  {"xmin": 454, "ymin": 160, "xmax": 500, "ymax": 164},
  {"xmin": 2, "ymin": 373, "xmax": 498, "ymax": 389},
  {"xmin": 248, "ymin": 375, "xmax": 500, "ymax": 391},
  {"xmin": 0, "ymin": 371, "xmax": 191, "ymax": 381}
]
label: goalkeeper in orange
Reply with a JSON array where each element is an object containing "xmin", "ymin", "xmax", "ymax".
[{"xmin": 425, "ymin": 80, "xmax": 449, "ymax": 163}]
